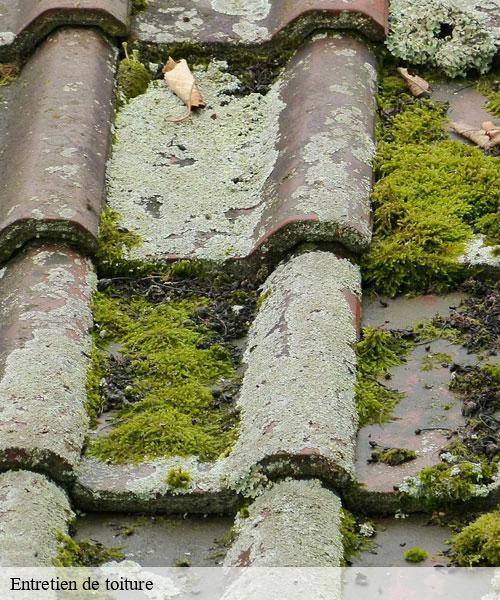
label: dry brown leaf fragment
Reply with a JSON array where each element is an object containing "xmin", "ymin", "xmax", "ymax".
[
  {"xmin": 163, "ymin": 57, "xmax": 205, "ymax": 123},
  {"xmin": 450, "ymin": 121, "xmax": 499, "ymax": 149},
  {"xmin": 482, "ymin": 121, "xmax": 500, "ymax": 147},
  {"xmin": 397, "ymin": 67, "xmax": 431, "ymax": 98}
]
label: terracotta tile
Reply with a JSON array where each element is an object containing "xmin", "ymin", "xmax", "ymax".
[
  {"xmin": 132, "ymin": 0, "xmax": 388, "ymax": 46},
  {"xmin": 0, "ymin": 244, "xmax": 95, "ymax": 483},
  {"xmin": 106, "ymin": 36, "xmax": 376, "ymax": 266},
  {"xmin": 0, "ymin": 28, "xmax": 115, "ymax": 264},
  {"xmin": 225, "ymin": 252, "xmax": 362, "ymax": 488},
  {"xmin": 0, "ymin": 0, "xmax": 129, "ymax": 61}
]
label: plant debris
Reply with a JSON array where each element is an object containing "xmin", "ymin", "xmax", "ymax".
[
  {"xmin": 397, "ymin": 68, "xmax": 431, "ymax": 98},
  {"xmin": 163, "ymin": 57, "xmax": 206, "ymax": 122},
  {"xmin": 85, "ymin": 268, "xmax": 261, "ymax": 464},
  {"xmin": 451, "ymin": 120, "xmax": 500, "ymax": 149},
  {"xmin": 369, "ymin": 447, "xmax": 417, "ymax": 466}
]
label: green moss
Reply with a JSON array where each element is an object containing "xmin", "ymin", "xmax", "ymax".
[
  {"xmin": 450, "ymin": 509, "xmax": 500, "ymax": 566},
  {"xmin": 0, "ymin": 64, "xmax": 19, "ymax": 87},
  {"xmin": 131, "ymin": 0, "xmax": 148, "ymax": 16},
  {"xmin": 450, "ymin": 363, "xmax": 499, "ymax": 396},
  {"xmin": 53, "ymin": 531, "xmax": 124, "ymax": 567},
  {"xmin": 85, "ymin": 291, "xmax": 239, "ymax": 464},
  {"xmin": 168, "ymin": 259, "xmax": 210, "ymax": 280},
  {"xmin": 421, "ymin": 352, "xmax": 452, "ymax": 371},
  {"xmin": 255, "ymin": 289, "xmax": 272, "ymax": 311},
  {"xmin": 340, "ymin": 510, "xmax": 359, "ymax": 566},
  {"xmin": 416, "ymin": 461, "xmax": 493, "ymax": 510},
  {"xmin": 371, "ymin": 447, "xmax": 417, "ymax": 466},
  {"xmin": 117, "ymin": 43, "xmax": 151, "ymax": 104},
  {"xmin": 376, "ymin": 100, "xmax": 448, "ymax": 149},
  {"xmin": 340, "ymin": 510, "xmax": 374, "ymax": 566},
  {"xmin": 404, "ymin": 547, "xmax": 428, "ymax": 563},
  {"xmin": 476, "ymin": 78, "xmax": 500, "ymax": 118},
  {"xmin": 364, "ymin": 68, "xmax": 500, "ymax": 297},
  {"xmin": 95, "ymin": 208, "xmax": 160, "ymax": 278},
  {"xmin": 85, "ymin": 344, "xmax": 107, "ymax": 426},
  {"xmin": 355, "ymin": 327, "xmax": 411, "ymax": 427},
  {"xmin": 165, "ymin": 468, "xmax": 192, "ymax": 489},
  {"xmin": 174, "ymin": 559, "xmax": 191, "ymax": 567},
  {"xmin": 238, "ymin": 506, "xmax": 250, "ymax": 519},
  {"xmin": 411, "ymin": 319, "xmax": 464, "ymax": 344}
]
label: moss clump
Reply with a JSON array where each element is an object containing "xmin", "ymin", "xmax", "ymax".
[
  {"xmin": 255, "ymin": 289, "xmax": 272, "ymax": 311},
  {"xmin": 421, "ymin": 351, "xmax": 452, "ymax": 371},
  {"xmin": 340, "ymin": 510, "xmax": 374, "ymax": 566},
  {"xmin": 165, "ymin": 468, "xmax": 192, "ymax": 489},
  {"xmin": 117, "ymin": 43, "xmax": 151, "ymax": 104},
  {"xmin": 355, "ymin": 327, "xmax": 411, "ymax": 427},
  {"xmin": 53, "ymin": 531, "xmax": 124, "ymax": 567},
  {"xmin": 450, "ymin": 509, "xmax": 500, "ymax": 566},
  {"xmin": 364, "ymin": 70, "xmax": 500, "ymax": 297},
  {"xmin": 477, "ymin": 78, "xmax": 500, "ymax": 118},
  {"xmin": 400, "ymin": 461, "xmax": 493, "ymax": 510},
  {"xmin": 0, "ymin": 64, "xmax": 19, "ymax": 87},
  {"xmin": 174, "ymin": 559, "xmax": 191, "ymax": 567},
  {"xmin": 448, "ymin": 363, "xmax": 499, "ymax": 465},
  {"xmin": 85, "ymin": 344, "xmax": 107, "ymax": 427},
  {"xmin": 85, "ymin": 291, "xmax": 239, "ymax": 464},
  {"xmin": 411, "ymin": 319, "xmax": 464, "ymax": 345},
  {"xmin": 404, "ymin": 547, "xmax": 428, "ymax": 563},
  {"xmin": 238, "ymin": 506, "xmax": 250, "ymax": 519},
  {"xmin": 95, "ymin": 208, "xmax": 159, "ymax": 278},
  {"xmin": 131, "ymin": 0, "xmax": 148, "ymax": 16},
  {"xmin": 371, "ymin": 447, "xmax": 417, "ymax": 466}
]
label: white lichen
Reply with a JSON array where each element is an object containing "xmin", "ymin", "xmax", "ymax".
[{"xmin": 387, "ymin": 0, "xmax": 496, "ymax": 77}]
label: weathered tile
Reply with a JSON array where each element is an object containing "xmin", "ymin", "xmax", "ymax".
[
  {"xmin": 224, "ymin": 479, "xmax": 344, "ymax": 567},
  {"xmin": 0, "ymin": 470, "xmax": 73, "ymax": 566},
  {"xmin": 225, "ymin": 251, "xmax": 361, "ymax": 490},
  {"xmin": 132, "ymin": 0, "xmax": 388, "ymax": 45},
  {"xmin": 74, "ymin": 512, "xmax": 234, "ymax": 567},
  {"xmin": 106, "ymin": 36, "xmax": 376, "ymax": 266},
  {"xmin": 0, "ymin": 245, "xmax": 95, "ymax": 482},
  {"xmin": 0, "ymin": 28, "xmax": 116, "ymax": 265},
  {"xmin": 73, "ymin": 457, "xmax": 238, "ymax": 514},
  {"xmin": 0, "ymin": 0, "xmax": 129, "ymax": 61}
]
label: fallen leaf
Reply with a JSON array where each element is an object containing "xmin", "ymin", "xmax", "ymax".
[
  {"xmin": 397, "ymin": 67, "xmax": 431, "ymax": 97},
  {"xmin": 163, "ymin": 57, "xmax": 205, "ymax": 122},
  {"xmin": 451, "ymin": 121, "xmax": 500, "ymax": 149},
  {"xmin": 482, "ymin": 121, "xmax": 500, "ymax": 147}
]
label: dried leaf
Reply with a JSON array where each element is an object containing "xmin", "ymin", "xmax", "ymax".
[
  {"xmin": 482, "ymin": 121, "xmax": 500, "ymax": 147},
  {"xmin": 163, "ymin": 57, "xmax": 205, "ymax": 122},
  {"xmin": 397, "ymin": 67, "xmax": 431, "ymax": 98},
  {"xmin": 486, "ymin": 130, "xmax": 500, "ymax": 148},
  {"xmin": 450, "ymin": 121, "xmax": 491, "ymax": 148}
]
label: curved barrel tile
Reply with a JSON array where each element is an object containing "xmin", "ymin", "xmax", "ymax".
[
  {"xmin": 0, "ymin": 28, "xmax": 116, "ymax": 265},
  {"xmin": 132, "ymin": 0, "xmax": 388, "ymax": 45},
  {"xmin": 252, "ymin": 35, "xmax": 376, "ymax": 260},
  {"xmin": 224, "ymin": 479, "xmax": 344, "ymax": 567},
  {"xmin": 0, "ymin": 245, "xmax": 95, "ymax": 483},
  {"xmin": 73, "ymin": 457, "xmax": 238, "ymax": 514},
  {"xmin": 225, "ymin": 251, "xmax": 361, "ymax": 490},
  {"xmin": 0, "ymin": 0, "xmax": 129, "ymax": 61},
  {"xmin": 105, "ymin": 36, "xmax": 376, "ymax": 267},
  {"xmin": 0, "ymin": 470, "xmax": 73, "ymax": 566}
]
